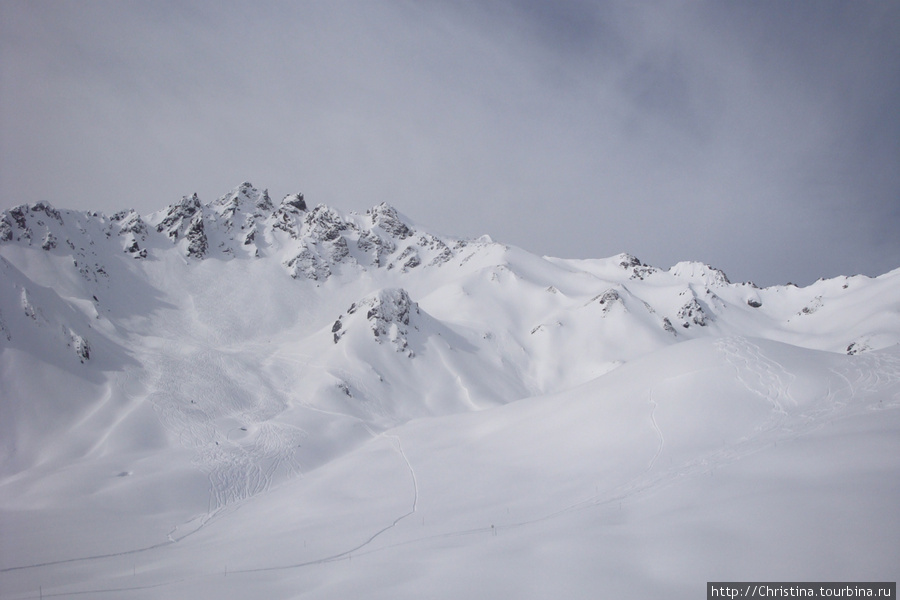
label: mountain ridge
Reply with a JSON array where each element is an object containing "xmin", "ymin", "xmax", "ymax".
[
  {"xmin": 2, "ymin": 181, "xmax": 897, "ymax": 364},
  {"xmin": 1, "ymin": 182, "xmax": 899, "ymax": 598}
]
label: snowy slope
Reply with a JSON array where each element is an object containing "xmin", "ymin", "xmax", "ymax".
[{"xmin": 1, "ymin": 183, "xmax": 898, "ymax": 599}]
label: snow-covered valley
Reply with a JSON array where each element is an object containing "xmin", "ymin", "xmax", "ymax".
[{"xmin": 1, "ymin": 183, "xmax": 898, "ymax": 598}]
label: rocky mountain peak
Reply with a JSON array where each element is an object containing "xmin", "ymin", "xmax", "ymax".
[
  {"xmin": 369, "ymin": 203, "xmax": 414, "ymax": 240},
  {"xmin": 213, "ymin": 182, "xmax": 273, "ymax": 213},
  {"xmin": 281, "ymin": 193, "xmax": 306, "ymax": 212},
  {"xmin": 332, "ymin": 288, "xmax": 420, "ymax": 356}
]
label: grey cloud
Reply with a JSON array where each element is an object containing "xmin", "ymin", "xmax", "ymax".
[{"xmin": 1, "ymin": 0, "xmax": 898, "ymax": 286}]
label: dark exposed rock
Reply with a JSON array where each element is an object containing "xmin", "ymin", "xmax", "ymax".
[
  {"xmin": 590, "ymin": 289, "xmax": 625, "ymax": 315},
  {"xmin": 2, "ymin": 206, "xmax": 31, "ymax": 242},
  {"xmin": 662, "ymin": 317, "xmax": 677, "ymax": 334},
  {"xmin": 41, "ymin": 232, "xmax": 57, "ymax": 251},
  {"xmin": 630, "ymin": 265, "xmax": 658, "ymax": 280},
  {"xmin": 399, "ymin": 247, "xmax": 421, "ymax": 271},
  {"xmin": 283, "ymin": 193, "xmax": 306, "ymax": 212},
  {"xmin": 303, "ymin": 205, "xmax": 351, "ymax": 243},
  {"xmin": 184, "ymin": 215, "xmax": 208, "ymax": 258},
  {"xmin": 324, "ymin": 236, "xmax": 351, "ymax": 263},
  {"xmin": 370, "ymin": 203, "xmax": 413, "ymax": 239},
  {"xmin": 157, "ymin": 194, "xmax": 202, "ymax": 238},
  {"xmin": 618, "ymin": 254, "xmax": 642, "ymax": 269},
  {"xmin": 284, "ymin": 247, "xmax": 331, "ymax": 281},
  {"xmin": 31, "ymin": 202, "xmax": 63, "ymax": 225},
  {"xmin": 846, "ymin": 341, "xmax": 870, "ymax": 355},
  {"xmin": 357, "ymin": 230, "xmax": 395, "ymax": 267},
  {"xmin": 124, "ymin": 238, "xmax": 147, "ymax": 259},
  {"xmin": 799, "ymin": 295, "xmax": 823, "ymax": 316},
  {"xmin": 114, "ymin": 210, "xmax": 148, "ymax": 237},
  {"xmin": 333, "ymin": 288, "xmax": 418, "ymax": 356},
  {"xmin": 677, "ymin": 298, "xmax": 708, "ymax": 327},
  {"xmin": 68, "ymin": 329, "xmax": 91, "ymax": 363}
]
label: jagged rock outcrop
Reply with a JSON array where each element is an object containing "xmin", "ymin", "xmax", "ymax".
[
  {"xmin": 67, "ymin": 329, "xmax": 91, "ymax": 363},
  {"xmin": 677, "ymin": 298, "xmax": 709, "ymax": 328},
  {"xmin": 271, "ymin": 194, "xmax": 307, "ymax": 239},
  {"xmin": 284, "ymin": 247, "xmax": 332, "ymax": 281},
  {"xmin": 615, "ymin": 253, "xmax": 658, "ymax": 280},
  {"xmin": 591, "ymin": 289, "xmax": 626, "ymax": 316},
  {"xmin": 156, "ymin": 193, "xmax": 202, "ymax": 240},
  {"xmin": 356, "ymin": 230, "xmax": 395, "ymax": 267},
  {"xmin": 0, "ymin": 183, "xmax": 462, "ymax": 283},
  {"xmin": 112, "ymin": 209, "xmax": 149, "ymax": 258},
  {"xmin": 662, "ymin": 317, "xmax": 677, "ymax": 334},
  {"xmin": 332, "ymin": 288, "xmax": 419, "ymax": 356},
  {"xmin": 846, "ymin": 340, "xmax": 871, "ymax": 355},
  {"xmin": 12, "ymin": 282, "xmax": 93, "ymax": 362},
  {"xmin": 799, "ymin": 295, "xmax": 824, "ymax": 315},
  {"xmin": 369, "ymin": 203, "xmax": 413, "ymax": 240}
]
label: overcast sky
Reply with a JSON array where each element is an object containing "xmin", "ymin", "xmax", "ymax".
[{"xmin": 1, "ymin": 1, "xmax": 898, "ymax": 286}]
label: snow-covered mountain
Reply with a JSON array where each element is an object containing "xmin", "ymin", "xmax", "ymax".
[{"xmin": 1, "ymin": 183, "xmax": 898, "ymax": 599}]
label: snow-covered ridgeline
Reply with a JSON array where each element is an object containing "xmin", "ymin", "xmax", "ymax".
[{"xmin": 1, "ymin": 181, "xmax": 898, "ymax": 369}]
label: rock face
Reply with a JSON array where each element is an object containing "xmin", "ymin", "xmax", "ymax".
[
  {"xmin": 157, "ymin": 194, "xmax": 203, "ymax": 241},
  {"xmin": 112, "ymin": 209, "xmax": 149, "ymax": 259},
  {"xmin": 333, "ymin": 288, "xmax": 419, "ymax": 356},
  {"xmin": 0, "ymin": 183, "xmax": 460, "ymax": 283},
  {"xmin": 677, "ymin": 298, "xmax": 709, "ymax": 328},
  {"xmin": 592, "ymin": 289, "xmax": 625, "ymax": 316}
]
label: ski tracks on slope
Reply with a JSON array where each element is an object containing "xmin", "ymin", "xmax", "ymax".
[
  {"xmin": 718, "ymin": 336, "xmax": 900, "ymax": 423},
  {"xmin": 647, "ymin": 388, "xmax": 665, "ymax": 471},
  {"xmin": 233, "ymin": 424, "xmax": 420, "ymax": 575},
  {"xmin": 832, "ymin": 349, "xmax": 900, "ymax": 408},
  {"xmin": 146, "ymin": 348, "xmax": 306, "ymax": 534},
  {"xmin": 715, "ymin": 336, "xmax": 794, "ymax": 417}
]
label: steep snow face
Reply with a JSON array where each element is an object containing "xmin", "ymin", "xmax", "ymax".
[{"xmin": 1, "ymin": 183, "xmax": 899, "ymax": 599}]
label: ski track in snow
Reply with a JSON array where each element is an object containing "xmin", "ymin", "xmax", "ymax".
[
  {"xmin": 0, "ymin": 348, "xmax": 309, "ymax": 577},
  {"xmin": 836, "ymin": 350, "xmax": 900, "ymax": 403},
  {"xmin": 0, "ymin": 421, "xmax": 423, "ymax": 598},
  {"xmin": 715, "ymin": 337, "xmax": 794, "ymax": 417},
  {"xmin": 647, "ymin": 389, "xmax": 664, "ymax": 471},
  {"xmin": 145, "ymin": 347, "xmax": 306, "ymax": 536},
  {"xmin": 231, "ymin": 424, "xmax": 420, "ymax": 575}
]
